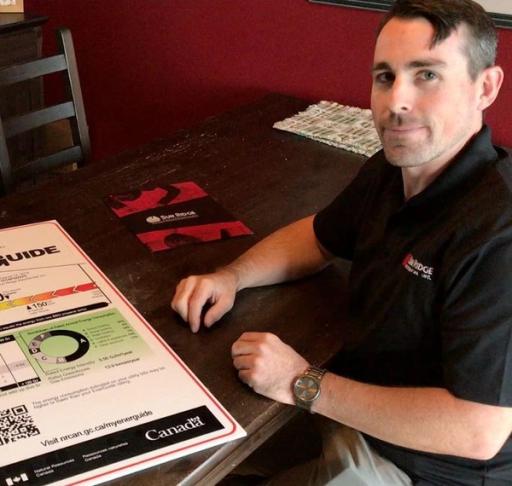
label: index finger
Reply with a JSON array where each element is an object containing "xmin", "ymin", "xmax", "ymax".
[
  {"xmin": 187, "ymin": 283, "xmax": 214, "ymax": 333},
  {"xmin": 171, "ymin": 277, "xmax": 197, "ymax": 322},
  {"xmin": 231, "ymin": 338, "xmax": 259, "ymax": 357}
]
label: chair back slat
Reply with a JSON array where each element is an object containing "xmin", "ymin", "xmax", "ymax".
[
  {"xmin": 0, "ymin": 55, "xmax": 67, "ymax": 86},
  {"xmin": 59, "ymin": 28, "xmax": 90, "ymax": 164},
  {"xmin": 13, "ymin": 145, "xmax": 83, "ymax": 181},
  {"xmin": 0, "ymin": 121, "xmax": 12, "ymax": 193},
  {"xmin": 0, "ymin": 28, "xmax": 90, "ymax": 195},
  {"xmin": 4, "ymin": 102, "xmax": 75, "ymax": 138}
]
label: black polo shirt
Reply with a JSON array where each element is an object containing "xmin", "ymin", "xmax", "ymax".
[{"xmin": 313, "ymin": 126, "xmax": 512, "ymax": 485}]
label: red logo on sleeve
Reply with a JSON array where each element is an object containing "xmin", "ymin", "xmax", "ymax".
[{"xmin": 402, "ymin": 253, "xmax": 434, "ymax": 280}]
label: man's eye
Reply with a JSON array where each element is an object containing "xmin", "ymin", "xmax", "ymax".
[
  {"xmin": 375, "ymin": 72, "xmax": 394, "ymax": 84},
  {"xmin": 420, "ymin": 71, "xmax": 438, "ymax": 81}
]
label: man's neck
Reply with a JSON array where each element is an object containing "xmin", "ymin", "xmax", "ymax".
[
  {"xmin": 402, "ymin": 162, "xmax": 448, "ymax": 200},
  {"xmin": 401, "ymin": 127, "xmax": 482, "ymax": 201}
]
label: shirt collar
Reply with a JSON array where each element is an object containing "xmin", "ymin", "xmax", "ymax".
[{"xmin": 399, "ymin": 125, "xmax": 499, "ymax": 211}]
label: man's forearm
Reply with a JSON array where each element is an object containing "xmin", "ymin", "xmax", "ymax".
[
  {"xmin": 314, "ymin": 373, "xmax": 512, "ymax": 460},
  {"xmin": 224, "ymin": 215, "xmax": 332, "ymax": 291}
]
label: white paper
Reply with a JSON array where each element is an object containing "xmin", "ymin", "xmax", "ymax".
[{"xmin": 0, "ymin": 221, "xmax": 245, "ymax": 485}]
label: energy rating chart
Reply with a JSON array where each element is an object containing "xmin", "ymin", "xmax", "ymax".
[
  {"xmin": 0, "ymin": 335, "xmax": 40, "ymax": 391},
  {"xmin": 28, "ymin": 329, "xmax": 90, "ymax": 365},
  {"xmin": 0, "ymin": 221, "xmax": 244, "ymax": 486},
  {"xmin": 0, "ymin": 265, "xmax": 110, "ymax": 333},
  {"xmin": 0, "ymin": 281, "xmax": 99, "ymax": 311}
]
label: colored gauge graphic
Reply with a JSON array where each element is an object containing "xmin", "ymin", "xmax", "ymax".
[{"xmin": 29, "ymin": 330, "xmax": 90, "ymax": 364}]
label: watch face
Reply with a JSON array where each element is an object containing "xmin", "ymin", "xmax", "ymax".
[{"xmin": 294, "ymin": 376, "xmax": 320, "ymax": 402}]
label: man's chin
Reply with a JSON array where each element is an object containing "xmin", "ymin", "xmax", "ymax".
[
  {"xmin": 384, "ymin": 146, "xmax": 412, "ymax": 166},
  {"xmin": 383, "ymin": 147, "xmax": 428, "ymax": 168}
]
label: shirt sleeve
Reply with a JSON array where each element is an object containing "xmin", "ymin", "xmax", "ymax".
[
  {"xmin": 440, "ymin": 233, "xmax": 512, "ymax": 406},
  {"xmin": 313, "ymin": 157, "xmax": 380, "ymax": 260}
]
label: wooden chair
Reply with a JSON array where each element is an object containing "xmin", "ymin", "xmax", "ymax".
[{"xmin": 0, "ymin": 27, "xmax": 90, "ymax": 195}]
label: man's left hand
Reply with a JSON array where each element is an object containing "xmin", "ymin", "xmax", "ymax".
[{"xmin": 231, "ymin": 332, "xmax": 309, "ymax": 405}]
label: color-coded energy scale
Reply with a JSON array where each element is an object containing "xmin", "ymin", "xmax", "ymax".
[{"xmin": 0, "ymin": 282, "xmax": 98, "ymax": 312}]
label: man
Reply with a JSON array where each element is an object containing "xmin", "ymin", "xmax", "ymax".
[{"xmin": 172, "ymin": 0, "xmax": 512, "ymax": 483}]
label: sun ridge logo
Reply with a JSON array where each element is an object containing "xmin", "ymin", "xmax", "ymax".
[
  {"xmin": 145, "ymin": 211, "xmax": 198, "ymax": 225},
  {"xmin": 402, "ymin": 253, "xmax": 434, "ymax": 280},
  {"xmin": 146, "ymin": 216, "xmax": 162, "ymax": 224}
]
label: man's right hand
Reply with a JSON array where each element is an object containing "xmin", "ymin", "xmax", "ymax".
[
  {"xmin": 171, "ymin": 216, "xmax": 328, "ymax": 333},
  {"xmin": 171, "ymin": 269, "xmax": 238, "ymax": 333}
]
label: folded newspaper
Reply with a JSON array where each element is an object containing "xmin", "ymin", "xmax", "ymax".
[{"xmin": 273, "ymin": 100, "xmax": 382, "ymax": 158}]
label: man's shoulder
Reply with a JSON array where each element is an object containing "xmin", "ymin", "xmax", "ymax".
[
  {"xmin": 495, "ymin": 145, "xmax": 512, "ymax": 193},
  {"xmin": 450, "ymin": 146, "xmax": 512, "ymax": 251},
  {"xmin": 473, "ymin": 145, "xmax": 512, "ymax": 213},
  {"xmin": 357, "ymin": 150, "xmax": 397, "ymax": 182},
  {"xmin": 363, "ymin": 149, "xmax": 388, "ymax": 169}
]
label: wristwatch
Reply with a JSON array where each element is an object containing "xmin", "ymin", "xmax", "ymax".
[{"xmin": 292, "ymin": 366, "xmax": 326, "ymax": 412}]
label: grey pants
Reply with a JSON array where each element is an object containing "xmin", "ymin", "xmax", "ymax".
[
  {"xmin": 239, "ymin": 415, "xmax": 413, "ymax": 486},
  {"xmin": 305, "ymin": 421, "xmax": 412, "ymax": 485}
]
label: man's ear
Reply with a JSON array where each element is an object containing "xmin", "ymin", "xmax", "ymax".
[{"xmin": 477, "ymin": 65, "xmax": 504, "ymax": 111}]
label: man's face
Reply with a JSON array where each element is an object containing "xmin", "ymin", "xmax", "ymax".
[{"xmin": 371, "ymin": 17, "xmax": 484, "ymax": 169}]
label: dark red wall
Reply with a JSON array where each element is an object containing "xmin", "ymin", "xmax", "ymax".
[{"xmin": 26, "ymin": 0, "xmax": 512, "ymax": 161}]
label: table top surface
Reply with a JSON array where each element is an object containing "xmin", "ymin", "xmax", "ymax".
[{"xmin": 0, "ymin": 94, "xmax": 365, "ymax": 485}]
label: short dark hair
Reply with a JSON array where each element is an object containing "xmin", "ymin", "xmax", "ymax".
[{"xmin": 378, "ymin": 0, "xmax": 498, "ymax": 80}]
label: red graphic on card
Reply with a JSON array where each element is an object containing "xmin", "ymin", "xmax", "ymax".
[
  {"xmin": 138, "ymin": 222, "xmax": 253, "ymax": 252},
  {"xmin": 106, "ymin": 182, "xmax": 252, "ymax": 252},
  {"xmin": 107, "ymin": 182, "xmax": 208, "ymax": 218}
]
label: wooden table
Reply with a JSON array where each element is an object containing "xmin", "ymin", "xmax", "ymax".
[{"xmin": 0, "ymin": 94, "xmax": 365, "ymax": 485}]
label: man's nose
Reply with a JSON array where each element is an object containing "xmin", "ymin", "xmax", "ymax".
[{"xmin": 387, "ymin": 77, "xmax": 414, "ymax": 113}]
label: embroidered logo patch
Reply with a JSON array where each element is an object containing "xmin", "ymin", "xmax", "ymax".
[{"xmin": 402, "ymin": 253, "xmax": 434, "ymax": 280}]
